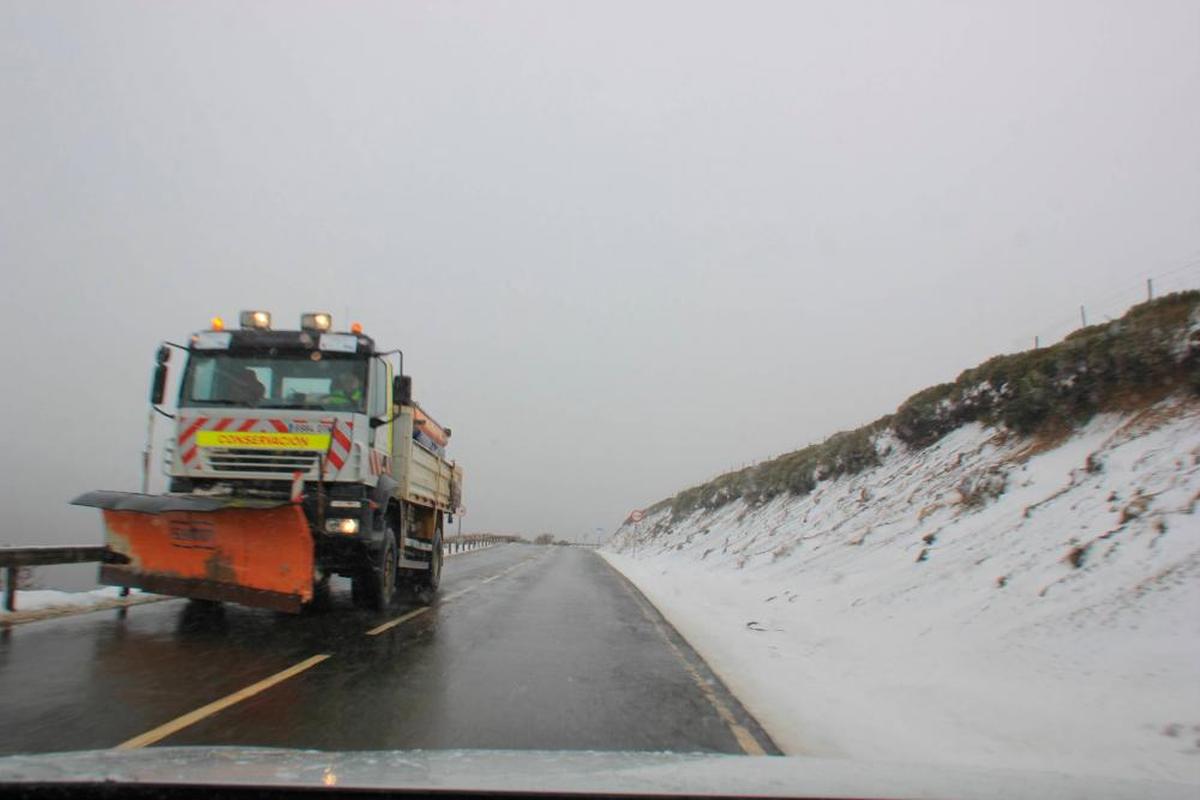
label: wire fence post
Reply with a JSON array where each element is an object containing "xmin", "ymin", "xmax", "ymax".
[{"xmin": 4, "ymin": 567, "xmax": 16, "ymax": 612}]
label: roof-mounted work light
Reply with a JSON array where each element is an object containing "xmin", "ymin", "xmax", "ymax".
[
  {"xmin": 301, "ymin": 312, "xmax": 333, "ymax": 332},
  {"xmin": 239, "ymin": 310, "xmax": 272, "ymax": 330}
]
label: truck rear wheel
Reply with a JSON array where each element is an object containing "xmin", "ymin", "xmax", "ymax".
[
  {"xmin": 426, "ymin": 527, "xmax": 443, "ymax": 590},
  {"xmin": 352, "ymin": 527, "xmax": 397, "ymax": 611},
  {"xmin": 413, "ymin": 519, "xmax": 442, "ymax": 604}
]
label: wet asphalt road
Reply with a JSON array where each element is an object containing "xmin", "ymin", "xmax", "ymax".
[{"xmin": 0, "ymin": 545, "xmax": 777, "ymax": 756}]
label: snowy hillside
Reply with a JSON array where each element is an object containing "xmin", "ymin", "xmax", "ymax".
[{"xmin": 606, "ymin": 395, "xmax": 1200, "ymax": 780}]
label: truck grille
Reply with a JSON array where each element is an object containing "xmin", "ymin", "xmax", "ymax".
[{"xmin": 203, "ymin": 448, "xmax": 322, "ymax": 475}]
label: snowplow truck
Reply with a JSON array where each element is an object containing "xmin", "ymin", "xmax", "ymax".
[{"xmin": 72, "ymin": 311, "xmax": 463, "ymax": 613}]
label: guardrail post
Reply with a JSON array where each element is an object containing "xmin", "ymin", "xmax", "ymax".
[
  {"xmin": 4, "ymin": 567, "xmax": 16, "ymax": 612},
  {"xmin": 0, "ymin": 546, "xmax": 117, "ymax": 614}
]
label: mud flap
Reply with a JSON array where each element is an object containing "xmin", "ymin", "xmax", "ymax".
[{"xmin": 73, "ymin": 492, "xmax": 314, "ymax": 613}]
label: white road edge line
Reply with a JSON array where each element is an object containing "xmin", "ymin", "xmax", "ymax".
[
  {"xmin": 115, "ymin": 654, "xmax": 331, "ymax": 750},
  {"xmin": 621, "ymin": 576, "xmax": 767, "ymax": 756}
]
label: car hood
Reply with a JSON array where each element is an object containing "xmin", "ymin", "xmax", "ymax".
[{"xmin": 0, "ymin": 748, "xmax": 1192, "ymax": 799}]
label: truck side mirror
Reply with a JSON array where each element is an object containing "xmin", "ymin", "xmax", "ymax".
[
  {"xmin": 394, "ymin": 374, "xmax": 412, "ymax": 405},
  {"xmin": 150, "ymin": 364, "xmax": 168, "ymax": 405}
]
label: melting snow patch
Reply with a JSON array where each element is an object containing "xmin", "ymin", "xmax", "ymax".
[{"xmin": 0, "ymin": 586, "xmax": 131, "ymax": 613}]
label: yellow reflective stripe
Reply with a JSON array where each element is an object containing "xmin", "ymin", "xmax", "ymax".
[{"xmin": 195, "ymin": 431, "xmax": 331, "ymax": 450}]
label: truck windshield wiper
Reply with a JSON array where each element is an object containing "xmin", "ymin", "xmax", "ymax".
[
  {"xmin": 257, "ymin": 403, "xmax": 312, "ymax": 409},
  {"xmin": 193, "ymin": 399, "xmax": 252, "ymax": 406}
]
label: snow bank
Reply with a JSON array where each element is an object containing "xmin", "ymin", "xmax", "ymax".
[
  {"xmin": 0, "ymin": 586, "xmax": 134, "ymax": 614},
  {"xmin": 605, "ymin": 397, "xmax": 1200, "ymax": 783}
]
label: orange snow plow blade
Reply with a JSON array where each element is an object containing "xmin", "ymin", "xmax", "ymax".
[{"xmin": 72, "ymin": 492, "xmax": 313, "ymax": 613}]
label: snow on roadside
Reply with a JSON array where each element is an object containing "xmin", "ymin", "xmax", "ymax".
[
  {"xmin": 0, "ymin": 586, "xmax": 143, "ymax": 614},
  {"xmin": 604, "ymin": 397, "xmax": 1200, "ymax": 784},
  {"xmin": 0, "ymin": 543, "xmax": 493, "ymax": 619}
]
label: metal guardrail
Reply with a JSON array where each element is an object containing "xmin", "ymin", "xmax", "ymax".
[
  {"xmin": 1, "ymin": 535, "xmax": 518, "ymax": 612},
  {"xmin": 0, "ymin": 546, "xmax": 113, "ymax": 613},
  {"xmin": 443, "ymin": 534, "xmax": 516, "ymax": 553}
]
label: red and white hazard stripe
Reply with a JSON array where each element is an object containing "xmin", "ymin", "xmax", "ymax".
[
  {"xmin": 176, "ymin": 415, "xmax": 360, "ymax": 479},
  {"xmin": 324, "ymin": 419, "xmax": 354, "ymax": 477},
  {"xmin": 177, "ymin": 415, "xmax": 209, "ymax": 468},
  {"xmin": 177, "ymin": 416, "xmax": 320, "ymax": 471}
]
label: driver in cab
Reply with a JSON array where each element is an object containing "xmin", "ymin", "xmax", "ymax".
[{"xmin": 328, "ymin": 372, "xmax": 363, "ymax": 408}]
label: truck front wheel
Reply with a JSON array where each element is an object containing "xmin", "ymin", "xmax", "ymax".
[{"xmin": 352, "ymin": 527, "xmax": 397, "ymax": 611}]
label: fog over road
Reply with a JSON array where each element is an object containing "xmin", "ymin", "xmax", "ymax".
[{"xmin": 0, "ymin": 545, "xmax": 777, "ymax": 756}]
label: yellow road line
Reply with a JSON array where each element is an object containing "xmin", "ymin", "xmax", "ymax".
[
  {"xmin": 365, "ymin": 607, "xmax": 430, "ymax": 636},
  {"xmin": 116, "ymin": 654, "xmax": 331, "ymax": 750},
  {"xmin": 117, "ymin": 555, "xmax": 550, "ymax": 749},
  {"xmin": 618, "ymin": 575, "xmax": 768, "ymax": 756},
  {"xmin": 449, "ymin": 559, "xmax": 529, "ymax": 595},
  {"xmin": 365, "ymin": 557, "xmax": 538, "ymax": 637}
]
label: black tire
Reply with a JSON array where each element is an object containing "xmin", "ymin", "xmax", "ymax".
[
  {"xmin": 353, "ymin": 526, "xmax": 397, "ymax": 611},
  {"xmin": 413, "ymin": 518, "xmax": 442, "ymax": 604},
  {"xmin": 179, "ymin": 598, "xmax": 225, "ymax": 631},
  {"xmin": 306, "ymin": 576, "xmax": 332, "ymax": 613},
  {"xmin": 426, "ymin": 525, "xmax": 443, "ymax": 590},
  {"xmin": 350, "ymin": 572, "xmax": 368, "ymax": 609}
]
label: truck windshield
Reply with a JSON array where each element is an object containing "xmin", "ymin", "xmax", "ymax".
[{"xmin": 180, "ymin": 352, "xmax": 368, "ymax": 413}]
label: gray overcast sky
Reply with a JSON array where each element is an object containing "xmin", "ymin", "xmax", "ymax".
[{"xmin": 2, "ymin": 1, "xmax": 1198, "ymax": 557}]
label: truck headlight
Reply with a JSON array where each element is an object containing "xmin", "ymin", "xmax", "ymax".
[{"xmin": 326, "ymin": 518, "xmax": 359, "ymax": 535}]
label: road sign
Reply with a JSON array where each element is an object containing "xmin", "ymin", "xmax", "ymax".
[{"xmin": 629, "ymin": 509, "xmax": 644, "ymax": 523}]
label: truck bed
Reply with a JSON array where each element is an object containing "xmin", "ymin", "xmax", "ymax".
[{"xmin": 391, "ymin": 406, "xmax": 460, "ymax": 512}]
